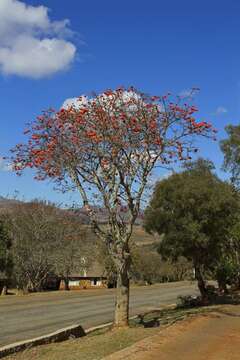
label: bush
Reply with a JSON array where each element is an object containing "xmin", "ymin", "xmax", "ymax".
[{"xmin": 177, "ymin": 295, "xmax": 202, "ymax": 308}]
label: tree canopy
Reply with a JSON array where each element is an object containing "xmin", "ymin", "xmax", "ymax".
[
  {"xmin": 220, "ymin": 124, "xmax": 240, "ymax": 185},
  {"xmin": 0, "ymin": 217, "xmax": 11, "ymax": 277},
  {"xmin": 144, "ymin": 159, "xmax": 240, "ymax": 298}
]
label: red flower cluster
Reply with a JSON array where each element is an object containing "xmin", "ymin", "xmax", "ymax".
[{"xmin": 10, "ymin": 87, "xmax": 216, "ymax": 182}]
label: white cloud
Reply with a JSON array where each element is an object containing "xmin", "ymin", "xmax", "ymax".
[
  {"xmin": 215, "ymin": 106, "xmax": 228, "ymax": 115},
  {"xmin": 0, "ymin": 0, "xmax": 76, "ymax": 78},
  {"xmin": 62, "ymin": 96, "xmax": 89, "ymax": 109},
  {"xmin": 62, "ymin": 90, "xmax": 142, "ymax": 110},
  {"xmin": 0, "ymin": 157, "xmax": 12, "ymax": 172}
]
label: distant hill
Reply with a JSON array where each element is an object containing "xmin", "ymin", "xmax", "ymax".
[
  {"xmin": 0, "ymin": 197, "xmax": 143, "ymax": 224},
  {"xmin": 0, "ymin": 196, "xmax": 159, "ymax": 246},
  {"xmin": 0, "ymin": 196, "xmax": 144, "ymax": 222},
  {"xmin": 0, "ymin": 196, "xmax": 20, "ymax": 210},
  {"xmin": 0, "ymin": 196, "xmax": 10, "ymax": 203},
  {"xmin": 71, "ymin": 206, "xmax": 144, "ymax": 225},
  {"xmin": 0, "ymin": 196, "xmax": 19, "ymax": 203}
]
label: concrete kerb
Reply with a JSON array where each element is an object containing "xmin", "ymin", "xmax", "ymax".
[
  {"xmin": 0, "ymin": 303, "xmax": 176, "ymax": 359},
  {"xmin": 0, "ymin": 324, "xmax": 86, "ymax": 359}
]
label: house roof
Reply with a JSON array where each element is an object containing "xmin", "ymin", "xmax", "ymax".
[{"xmin": 68, "ymin": 275, "xmax": 107, "ymax": 280}]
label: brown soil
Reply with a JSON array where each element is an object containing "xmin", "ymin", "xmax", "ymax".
[{"xmin": 105, "ymin": 305, "xmax": 240, "ymax": 360}]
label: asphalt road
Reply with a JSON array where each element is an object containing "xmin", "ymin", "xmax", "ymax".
[{"xmin": 0, "ymin": 281, "xmax": 198, "ymax": 347}]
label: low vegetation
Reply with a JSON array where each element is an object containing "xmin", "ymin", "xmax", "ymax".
[{"xmin": 0, "ymin": 201, "xmax": 96, "ymax": 293}]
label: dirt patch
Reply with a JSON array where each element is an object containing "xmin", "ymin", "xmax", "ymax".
[{"xmin": 106, "ymin": 305, "xmax": 240, "ymax": 360}]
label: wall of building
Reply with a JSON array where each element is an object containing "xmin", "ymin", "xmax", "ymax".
[{"xmin": 59, "ymin": 278, "xmax": 107, "ymax": 290}]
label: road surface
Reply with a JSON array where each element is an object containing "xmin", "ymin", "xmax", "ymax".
[{"xmin": 0, "ymin": 281, "xmax": 198, "ymax": 347}]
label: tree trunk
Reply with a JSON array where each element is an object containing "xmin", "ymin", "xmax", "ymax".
[
  {"xmin": 114, "ymin": 264, "xmax": 130, "ymax": 327},
  {"xmin": 194, "ymin": 264, "xmax": 208, "ymax": 300},
  {"xmin": 1, "ymin": 285, "xmax": 7, "ymax": 296},
  {"xmin": 17, "ymin": 286, "xmax": 29, "ymax": 295},
  {"xmin": 238, "ymin": 276, "xmax": 240, "ymax": 289},
  {"xmin": 63, "ymin": 277, "xmax": 70, "ymax": 291},
  {"xmin": 217, "ymin": 279, "xmax": 228, "ymax": 294}
]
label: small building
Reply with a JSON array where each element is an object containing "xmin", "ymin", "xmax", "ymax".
[
  {"xmin": 59, "ymin": 262, "xmax": 108, "ymax": 290},
  {"xmin": 59, "ymin": 275, "xmax": 107, "ymax": 290}
]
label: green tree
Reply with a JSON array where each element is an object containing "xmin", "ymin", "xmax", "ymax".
[
  {"xmin": 131, "ymin": 246, "xmax": 163, "ymax": 285},
  {"xmin": 0, "ymin": 217, "xmax": 12, "ymax": 294},
  {"xmin": 214, "ymin": 257, "xmax": 238, "ymax": 293},
  {"xmin": 225, "ymin": 220, "xmax": 240, "ymax": 288},
  {"xmin": 144, "ymin": 159, "xmax": 239, "ymax": 300},
  {"xmin": 220, "ymin": 124, "xmax": 240, "ymax": 185},
  {"xmin": 219, "ymin": 125, "xmax": 240, "ymax": 288}
]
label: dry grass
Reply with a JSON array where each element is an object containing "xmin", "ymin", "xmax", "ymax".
[
  {"xmin": 83, "ymin": 224, "xmax": 159, "ymax": 246},
  {"xmin": 131, "ymin": 225, "xmax": 160, "ymax": 245},
  {"xmin": 5, "ymin": 327, "xmax": 158, "ymax": 360}
]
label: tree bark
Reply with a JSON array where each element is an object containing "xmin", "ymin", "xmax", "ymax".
[
  {"xmin": 217, "ymin": 279, "xmax": 228, "ymax": 294},
  {"xmin": 63, "ymin": 277, "xmax": 70, "ymax": 291},
  {"xmin": 194, "ymin": 264, "xmax": 208, "ymax": 300},
  {"xmin": 17, "ymin": 286, "xmax": 29, "ymax": 295},
  {"xmin": 238, "ymin": 276, "xmax": 240, "ymax": 289},
  {"xmin": 1, "ymin": 285, "xmax": 7, "ymax": 296},
  {"xmin": 114, "ymin": 264, "xmax": 130, "ymax": 327}
]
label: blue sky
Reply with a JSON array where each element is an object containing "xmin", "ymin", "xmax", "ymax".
[{"xmin": 0, "ymin": 0, "xmax": 239, "ymax": 205}]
